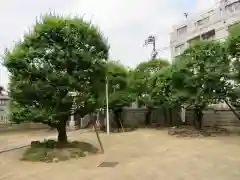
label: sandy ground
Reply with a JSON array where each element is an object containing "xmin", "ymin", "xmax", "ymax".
[
  {"xmin": 1, "ymin": 129, "xmax": 240, "ymax": 180},
  {"xmin": 0, "ymin": 129, "xmax": 56, "ymax": 145}
]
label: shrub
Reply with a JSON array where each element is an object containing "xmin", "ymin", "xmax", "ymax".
[{"xmin": 22, "ymin": 140, "xmax": 99, "ymax": 163}]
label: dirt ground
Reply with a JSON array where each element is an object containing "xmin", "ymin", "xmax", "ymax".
[
  {"xmin": 1, "ymin": 129, "xmax": 240, "ymax": 180},
  {"xmin": 0, "ymin": 129, "xmax": 56, "ymax": 145}
]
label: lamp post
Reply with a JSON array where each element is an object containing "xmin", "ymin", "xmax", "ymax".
[{"xmin": 106, "ymin": 77, "xmax": 110, "ymax": 135}]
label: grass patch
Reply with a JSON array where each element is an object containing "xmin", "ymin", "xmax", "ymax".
[{"xmin": 21, "ymin": 140, "xmax": 99, "ymax": 163}]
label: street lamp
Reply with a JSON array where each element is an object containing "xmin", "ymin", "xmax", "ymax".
[{"xmin": 105, "ymin": 77, "xmax": 110, "ymax": 135}]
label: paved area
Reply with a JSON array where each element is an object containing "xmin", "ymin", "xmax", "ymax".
[{"xmin": 1, "ymin": 129, "xmax": 240, "ymax": 180}]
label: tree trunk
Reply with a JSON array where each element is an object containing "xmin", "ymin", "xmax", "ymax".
[
  {"xmin": 145, "ymin": 107, "xmax": 152, "ymax": 127},
  {"xmin": 163, "ymin": 107, "xmax": 168, "ymax": 126},
  {"xmin": 168, "ymin": 108, "xmax": 173, "ymax": 126},
  {"xmin": 193, "ymin": 106, "xmax": 203, "ymax": 130},
  {"xmin": 113, "ymin": 109, "xmax": 122, "ymax": 130},
  {"xmin": 57, "ymin": 120, "xmax": 67, "ymax": 143}
]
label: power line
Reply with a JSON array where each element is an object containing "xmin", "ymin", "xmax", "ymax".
[{"xmin": 153, "ymin": 36, "xmax": 228, "ymax": 54}]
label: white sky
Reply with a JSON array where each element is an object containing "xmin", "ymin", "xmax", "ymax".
[{"xmin": 0, "ymin": 0, "xmax": 215, "ymax": 89}]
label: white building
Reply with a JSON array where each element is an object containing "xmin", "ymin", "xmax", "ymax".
[{"xmin": 170, "ymin": 0, "xmax": 240, "ymax": 58}]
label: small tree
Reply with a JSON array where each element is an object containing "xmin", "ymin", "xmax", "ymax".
[
  {"xmin": 151, "ymin": 65, "xmax": 182, "ymax": 126},
  {"xmin": 131, "ymin": 58, "xmax": 169, "ymax": 126},
  {"xmin": 174, "ymin": 40, "xmax": 231, "ymax": 129},
  {"xmin": 4, "ymin": 15, "xmax": 109, "ymax": 143},
  {"xmin": 226, "ymin": 23, "xmax": 240, "ymax": 108},
  {"xmin": 106, "ymin": 61, "xmax": 135, "ymax": 129}
]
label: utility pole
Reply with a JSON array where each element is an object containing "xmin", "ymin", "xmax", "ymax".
[
  {"xmin": 144, "ymin": 35, "xmax": 158, "ymax": 59},
  {"xmin": 184, "ymin": 13, "xmax": 188, "ymax": 19}
]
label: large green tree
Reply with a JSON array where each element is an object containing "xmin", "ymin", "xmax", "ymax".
[
  {"xmin": 4, "ymin": 15, "xmax": 109, "ymax": 143},
  {"xmin": 150, "ymin": 65, "xmax": 182, "ymax": 126},
  {"xmin": 131, "ymin": 58, "xmax": 169, "ymax": 126},
  {"xmin": 226, "ymin": 23, "xmax": 240, "ymax": 107},
  {"xmin": 106, "ymin": 61, "xmax": 135, "ymax": 129},
  {"xmin": 174, "ymin": 40, "xmax": 232, "ymax": 129}
]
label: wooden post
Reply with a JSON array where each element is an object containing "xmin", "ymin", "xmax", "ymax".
[
  {"xmin": 92, "ymin": 113, "xmax": 104, "ymax": 154},
  {"xmin": 119, "ymin": 119, "xmax": 125, "ymax": 132}
]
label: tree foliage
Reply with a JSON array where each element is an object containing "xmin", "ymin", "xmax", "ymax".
[
  {"xmin": 4, "ymin": 15, "xmax": 109, "ymax": 143},
  {"xmin": 106, "ymin": 61, "xmax": 135, "ymax": 128},
  {"xmin": 131, "ymin": 58, "xmax": 170, "ymax": 106},
  {"xmin": 131, "ymin": 58, "xmax": 169, "ymax": 126},
  {"xmin": 226, "ymin": 24, "xmax": 240, "ymax": 106},
  {"xmin": 173, "ymin": 40, "xmax": 232, "ymax": 129}
]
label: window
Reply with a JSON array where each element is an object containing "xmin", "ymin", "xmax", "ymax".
[
  {"xmin": 196, "ymin": 17, "xmax": 209, "ymax": 26},
  {"xmin": 225, "ymin": 1, "xmax": 240, "ymax": 13},
  {"xmin": 202, "ymin": 29, "xmax": 215, "ymax": 40},
  {"xmin": 175, "ymin": 44, "xmax": 185, "ymax": 56},
  {"xmin": 177, "ymin": 26, "xmax": 187, "ymax": 36}
]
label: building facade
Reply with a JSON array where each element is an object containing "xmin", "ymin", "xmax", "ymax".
[{"xmin": 170, "ymin": 0, "xmax": 240, "ymax": 58}]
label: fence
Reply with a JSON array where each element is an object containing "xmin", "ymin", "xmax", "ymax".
[
  {"xmin": 1, "ymin": 108, "xmax": 240, "ymax": 132},
  {"xmin": 89, "ymin": 107, "xmax": 181, "ymax": 129},
  {"xmin": 83, "ymin": 107, "xmax": 240, "ymax": 132},
  {"xmin": 185, "ymin": 108, "xmax": 240, "ymax": 132}
]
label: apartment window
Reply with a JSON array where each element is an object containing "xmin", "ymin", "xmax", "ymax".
[
  {"xmin": 177, "ymin": 26, "xmax": 187, "ymax": 36},
  {"xmin": 202, "ymin": 29, "xmax": 215, "ymax": 40},
  {"xmin": 196, "ymin": 17, "xmax": 209, "ymax": 26},
  {"xmin": 175, "ymin": 44, "xmax": 185, "ymax": 56},
  {"xmin": 225, "ymin": 1, "xmax": 240, "ymax": 13}
]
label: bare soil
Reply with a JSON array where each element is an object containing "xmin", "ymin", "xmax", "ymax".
[
  {"xmin": 1, "ymin": 129, "xmax": 240, "ymax": 180},
  {"xmin": 168, "ymin": 126, "xmax": 229, "ymax": 137}
]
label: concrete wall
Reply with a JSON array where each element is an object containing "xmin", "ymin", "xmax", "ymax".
[
  {"xmin": 95, "ymin": 108, "xmax": 240, "ymax": 132},
  {"xmin": 185, "ymin": 108, "xmax": 240, "ymax": 132},
  {"xmin": 98, "ymin": 107, "xmax": 181, "ymax": 129}
]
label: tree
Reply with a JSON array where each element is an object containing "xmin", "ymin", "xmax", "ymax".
[
  {"xmin": 131, "ymin": 58, "xmax": 169, "ymax": 126},
  {"xmin": 106, "ymin": 61, "xmax": 135, "ymax": 129},
  {"xmin": 174, "ymin": 40, "xmax": 232, "ymax": 129},
  {"xmin": 4, "ymin": 15, "xmax": 109, "ymax": 143},
  {"xmin": 151, "ymin": 65, "xmax": 182, "ymax": 126},
  {"xmin": 226, "ymin": 23, "xmax": 240, "ymax": 107}
]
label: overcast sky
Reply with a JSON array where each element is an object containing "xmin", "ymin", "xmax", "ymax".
[{"xmin": 0, "ymin": 0, "xmax": 215, "ymax": 89}]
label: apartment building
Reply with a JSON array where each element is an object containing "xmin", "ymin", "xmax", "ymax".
[{"xmin": 170, "ymin": 0, "xmax": 240, "ymax": 58}]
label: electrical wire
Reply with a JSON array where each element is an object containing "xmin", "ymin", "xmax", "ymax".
[{"xmin": 154, "ymin": 36, "xmax": 227, "ymax": 54}]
